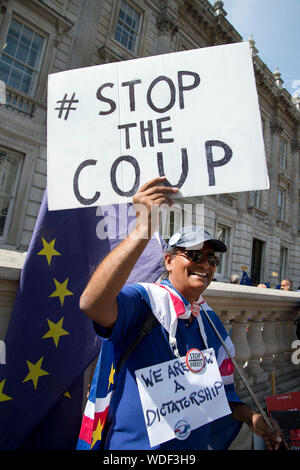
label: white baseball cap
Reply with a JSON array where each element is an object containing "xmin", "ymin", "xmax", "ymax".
[{"xmin": 168, "ymin": 226, "xmax": 227, "ymax": 252}]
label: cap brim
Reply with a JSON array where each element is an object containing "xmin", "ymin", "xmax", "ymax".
[
  {"xmin": 168, "ymin": 227, "xmax": 227, "ymax": 252},
  {"xmin": 184, "ymin": 238, "xmax": 227, "ymax": 252},
  {"xmin": 205, "ymin": 238, "xmax": 227, "ymax": 253}
]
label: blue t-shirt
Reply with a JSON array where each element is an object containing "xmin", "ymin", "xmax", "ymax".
[{"xmin": 93, "ymin": 283, "xmax": 241, "ymax": 450}]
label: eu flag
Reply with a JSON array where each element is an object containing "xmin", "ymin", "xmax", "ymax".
[
  {"xmin": 0, "ymin": 191, "xmax": 164, "ymax": 449},
  {"xmin": 240, "ymin": 271, "xmax": 252, "ymax": 286}
]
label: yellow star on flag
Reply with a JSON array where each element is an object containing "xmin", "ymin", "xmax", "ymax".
[
  {"xmin": 64, "ymin": 391, "xmax": 71, "ymax": 398},
  {"xmin": 91, "ymin": 418, "xmax": 105, "ymax": 449},
  {"xmin": 0, "ymin": 379, "xmax": 12, "ymax": 402},
  {"xmin": 42, "ymin": 317, "xmax": 69, "ymax": 348},
  {"xmin": 49, "ymin": 278, "xmax": 73, "ymax": 307},
  {"xmin": 37, "ymin": 237, "xmax": 61, "ymax": 266},
  {"xmin": 107, "ymin": 363, "xmax": 115, "ymax": 392},
  {"xmin": 23, "ymin": 356, "xmax": 49, "ymax": 390}
]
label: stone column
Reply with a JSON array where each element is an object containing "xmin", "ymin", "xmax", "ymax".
[
  {"xmin": 0, "ymin": 0, "xmax": 10, "ymax": 44},
  {"xmin": 156, "ymin": 5, "xmax": 178, "ymax": 55},
  {"xmin": 230, "ymin": 311, "xmax": 252, "ymax": 388},
  {"xmin": 261, "ymin": 312, "xmax": 280, "ymax": 371},
  {"xmin": 246, "ymin": 312, "xmax": 266, "ymax": 381},
  {"xmin": 268, "ymin": 115, "xmax": 283, "ymax": 229},
  {"xmin": 291, "ymin": 137, "xmax": 300, "ymax": 236},
  {"xmin": 288, "ymin": 310, "xmax": 300, "ymax": 370},
  {"xmin": 275, "ymin": 314, "xmax": 291, "ymax": 368},
  {"xmin": 218, "ymin": 310, "xmax": 233, "ymax": 335},
  {"xmin": 67, "ymin": 0, "xmax": 104, "ymax": 69}
]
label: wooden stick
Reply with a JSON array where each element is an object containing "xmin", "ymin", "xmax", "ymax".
[
  {"xmin": 200, "ymin": 303, "xmax": 275, "ymax": 432},
  {"xmin": 271, "ymin": 371, "xmax": 276, "ymax": 395}
]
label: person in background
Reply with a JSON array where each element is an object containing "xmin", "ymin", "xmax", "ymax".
[
  {"xmin": 229, "ymin": 274, "xmax": 239, "ymax": 284},
  {"xmin": 257, "ymin": 283, "xmax": 267, "ymax": 288},
  {"xmin": 280, "ymin": 279, "xmax": 293, "ymax": 291}
]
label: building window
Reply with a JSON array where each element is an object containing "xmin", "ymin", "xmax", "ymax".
[
  {"xmin": 249, "ymin": 190, "xmax": 260, "ymax": 209},
  {"xmin": 280, "ymin": 139, "xmax": 287, "ymax": 169},
  {"xmin": 277, "ymin": 188, "xmax": 286, "ymax": 221},
  {"xmin": 215, "ymin": 224, "xmax": 229, "ymax": 275},
  {"xmin": 0, "ymin": 18, "xmax": 45, "ymax": 96},
  {"xmin": 114, "ymin": 1, "xmax": 141, "ymax": 53},
  {"xmin": 279, "ymin": 246, "xmax": 288, "ymax": 281},
  {"xmin": 0, "ymin": 149, "xmax": 22, "ymax": 239}
]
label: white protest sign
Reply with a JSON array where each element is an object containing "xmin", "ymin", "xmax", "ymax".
[
  {"xmin": 135, "ymin": 348, "xmax": 231, "ymax": 447},
  {"xmin": 47, "ymin": 42, "xmax": 269, "ymax": 211}
]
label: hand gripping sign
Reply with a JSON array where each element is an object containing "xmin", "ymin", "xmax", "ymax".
[{"xmin": 47, "ymin": 42, "xmax": 269, "ymax": 210}]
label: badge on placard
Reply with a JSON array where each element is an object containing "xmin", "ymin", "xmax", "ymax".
[
  {"xmin": 174, "ymin": 419, "xmax": 191, "ymax": 440},
  {"xmin": 185, "ymin": 348, "xmax": 205, "ymax": 373}
]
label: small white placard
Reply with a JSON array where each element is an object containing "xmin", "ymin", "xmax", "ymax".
[
  {"xmin": 47, "ymin": 42, "xmax": 269, "ymax": 210},
  {"xmin": 135, "ymin": 348, "xmax": 231, "ymax": 447}
]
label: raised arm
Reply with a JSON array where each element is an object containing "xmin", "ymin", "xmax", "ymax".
[{"xmin": 79, "ymin": 177, "xmax": 178, "ymax": 328}]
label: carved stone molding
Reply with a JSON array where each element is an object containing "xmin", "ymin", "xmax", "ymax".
[
  {"xmin": 97, "ymin": 45, "xmax": 127, "ymax": 63},
  {"xmin": 178, "ymin": 1, "xmax": 212, "ymax": 43},
  {"xmin": 0, "ymin": 0, "xmax": 9, "ymax": 9},
  {"xmin": 270, "ymin": 118, "xmax": 284, "ymax": 135},
  {"xmin": 0, "ymin": 0, "xmax": 9, "ymax": 15},
  {"xmin": 22, "ymin": 0, "xmax": 74, "ymax": 47},
  {"xmin": 248, "ymin": 34, "xmax": 259, "ymax": 57},
  {"xmin": 213, "ymin": 1, "xmax": 227, "ymax": 17},
  {"xmin": 291, "ymin": 138, "xmax": 300, "ymax": 153},
  {"xmin": 156, "ymin": 13, "xmax": 178, "ymax": 37},
  {"xmin": 54, "ymin": 17, "xmax": 73, "ymax": 47}
]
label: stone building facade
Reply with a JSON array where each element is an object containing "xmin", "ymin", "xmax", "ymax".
[{"xmin": 0, "ymin": 0, "xmax": 299, "ymax": 287}]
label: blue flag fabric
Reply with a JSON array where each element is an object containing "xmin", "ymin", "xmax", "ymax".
[
  {"xmin": 0, "ymin": 191, "xmax": 165, "ymax": 449},
  {"xmin": 240, "ymin": 271, "xmax": 252, "ymax": 286}
]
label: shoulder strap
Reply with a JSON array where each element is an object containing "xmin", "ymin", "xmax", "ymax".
[{"xmin": 116, "ymin": 309, "xmax": 158, "ymax": 374}]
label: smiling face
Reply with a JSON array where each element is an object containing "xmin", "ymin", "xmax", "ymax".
[{"xmin": 164, "ymin": 241, "xmax": 217, "ymax": 302}]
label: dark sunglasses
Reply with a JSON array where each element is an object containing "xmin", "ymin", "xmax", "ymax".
[{"xmin": 174, "ymin": 249, "xmax": 220, "ymax": 267}]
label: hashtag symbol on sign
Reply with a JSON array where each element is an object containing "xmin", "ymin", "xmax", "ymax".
[{"xmin": 55, "ymin": 92, "xmax": 79, "ymax": 120}]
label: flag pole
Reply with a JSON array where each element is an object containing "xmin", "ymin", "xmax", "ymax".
[
  {"xmin": 200, "ymin": 303, "xmax": 275, "ymax": 432},
  {"xmin": 271, "ymin": 371, "xmax": 276, "ymax": 395}
]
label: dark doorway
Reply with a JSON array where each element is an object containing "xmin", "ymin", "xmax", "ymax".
[{"xmin": 251, "ymin": 238, "xmax": 264, "ymax": 285}]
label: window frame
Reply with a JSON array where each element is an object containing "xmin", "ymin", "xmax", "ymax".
[
  {"xmin": 0, "ymin": 147, "xmax": 23, "ymax": 243},
  {"xmin": 279, "ymin": 245, "xmax": 288, "ymax": 281},
  {"xmin": 112, "ymin": 0, "xmax": 143, "ymax": 56},
  {"xmin": 279, "ymin": 138, "xmax": 287, "ymax": 170},
  {"xmin": 277, "ymin": 188, "xmax": 286, "ymax": 222},
  {"xmin": 249, "ymin": 190, "xmax": 261, "ymax": 209},
  {"xmin": 0, "ymin": 15, "xmax": 47, "ymax": 97},
  {"xmin": 215, "ymin": 223, "xmax": 230, "ymax": 277}
]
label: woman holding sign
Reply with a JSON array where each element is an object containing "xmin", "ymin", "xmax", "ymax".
[{"xmin": 78, "ymin": 177, "xmax": 283, "ymax": 451}]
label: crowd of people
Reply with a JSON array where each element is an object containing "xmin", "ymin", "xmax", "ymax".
[{"xmin": 228, "ymin": 274, "xmax": 296, "ymax": 291}]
